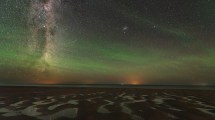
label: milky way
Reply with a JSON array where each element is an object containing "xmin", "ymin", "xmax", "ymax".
[{"xmin": 28, "ymin": 0, "xmax": 60, "ymax": 72}]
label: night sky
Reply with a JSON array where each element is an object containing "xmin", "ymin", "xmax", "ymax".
[{"xmin": 0, "ymin": 0, "xmax": 214, "ymax": 85}]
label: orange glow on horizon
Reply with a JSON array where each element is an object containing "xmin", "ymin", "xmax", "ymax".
[
  {"xmin": 123, "ymin": 74, "xmax": 144, "ymax": 85},
  {"xmin": 36, "ymin": 79, "xmax": 61, "ymax": 85}
]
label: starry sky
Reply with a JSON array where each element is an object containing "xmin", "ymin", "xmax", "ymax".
[{"xmin": 0, "ymin": 0, "xmax": 215, "ymax": 85}]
